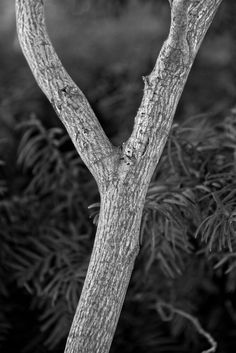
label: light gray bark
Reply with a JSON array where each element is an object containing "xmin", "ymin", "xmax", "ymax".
[{"xmin": 15, "ymin": 0, "xmax": 223, "ymax": 352}]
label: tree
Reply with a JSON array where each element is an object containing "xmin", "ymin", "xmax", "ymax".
[{"xmin": 15, "ymin": 0, "xmax": 223, "ymax": 352}]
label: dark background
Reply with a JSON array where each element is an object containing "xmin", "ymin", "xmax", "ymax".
[{"xmin": 0, "ymin": 1, "xmax": 236, "ymax": 352}]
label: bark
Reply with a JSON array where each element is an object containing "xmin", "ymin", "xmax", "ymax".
[
  {"xmin": 66, "ymin": 179, "xmax": 148, "ymax": 352},
  {"xmin": 15, "ymin": 0, "xmax": 223, "ymax": 352}
]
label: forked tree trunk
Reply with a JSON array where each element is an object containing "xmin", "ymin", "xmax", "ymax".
[{"xmin": 15, "ymin": 0, "xmax": 223, "ymax": 352}]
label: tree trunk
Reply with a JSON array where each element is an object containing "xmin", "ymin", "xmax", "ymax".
[
  {"xmin": 15, "ymin": 0, "xmax": 223, "ymax": 352},
  {"xmin": 65, "ymin": 181, "xmax": 147, "ymax": 352}
]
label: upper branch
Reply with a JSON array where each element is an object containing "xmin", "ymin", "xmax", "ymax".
[
  {"xmin": 16, "ymin": 0, "xmax": 115, "ymax": 184},
  {"xmin": 123, "ymin": 0, "xmax": 223, "ymax": 171}
]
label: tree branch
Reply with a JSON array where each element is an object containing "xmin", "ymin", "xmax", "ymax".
[
  {"xmin": 15, "ymin": 0, "xmax": 115, "ymax": 184},
  {"xmin": 122, "ymin": 0, "xmax": 223, "ymax": 173},
  {"xmin": 156, "ymin": 302, "xmax": 217, "ymax": 353}
]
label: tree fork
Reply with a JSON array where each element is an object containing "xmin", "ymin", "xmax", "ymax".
[{"xmin": 16, "ymin": 0, "xmax": 223, "ymax": 352}]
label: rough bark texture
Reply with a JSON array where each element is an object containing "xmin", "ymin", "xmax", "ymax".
[
  {"xmin": 66, "ymin": 181, "xmax": 147, "ymax": 352},
  {"xmin": 15, "ymin": 0, "xmax": 223, "ymax": 352}
]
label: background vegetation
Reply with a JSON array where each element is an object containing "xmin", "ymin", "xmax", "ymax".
[{"xmin": 0, "ymin": 0, "xmax": 236, "ymax": 352}]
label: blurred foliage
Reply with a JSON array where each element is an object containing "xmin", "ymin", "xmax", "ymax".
[
  {"xmin": 0, "ymin": 109, "xmax": 236, "ymax": 352},
  {"xmin": 0, "ymin": 117, "xmax": 96, "ymax": 351}
]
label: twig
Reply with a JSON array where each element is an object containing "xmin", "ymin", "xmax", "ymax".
[{"xmin": 156, "ymin": 301, "xmax": 217, "ymax": 353}]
